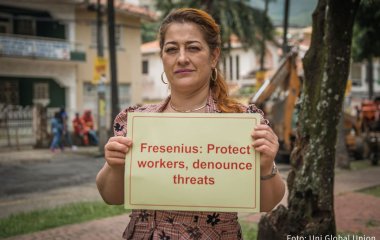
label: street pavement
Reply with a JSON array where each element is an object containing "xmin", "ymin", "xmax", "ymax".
[
  {"xmin": 0, "ymin": 146, "xmax": 104, "ymax": 219},
  {"xmin": 1, "ymin": 147, "xmax": 380, "ymax": 239}
]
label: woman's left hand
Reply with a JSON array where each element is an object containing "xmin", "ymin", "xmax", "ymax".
[{"xmin": 251, "ymin": 124, "xmax": 279, "ymax": 175}]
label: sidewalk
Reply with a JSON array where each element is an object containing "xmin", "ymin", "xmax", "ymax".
[
  {"xmin": 1, "ymin": 149, "xmax": 380, "ymax": 239},
  {"xmin": 0, "ymin": 145, "xmax": 101, "ymax": 165}
]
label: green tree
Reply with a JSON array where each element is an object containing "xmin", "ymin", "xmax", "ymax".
[
  {"xmin": 141, "ymin": 21, "xmax": 160, "ymax": 43},
  {"xmin": 257, "ymin": 0, "xmax": 360, "ymax": 238},
  {"xmin": 352, "ymin": 0, "xmax": 380, "ymax": 99},
  {"xmin": 155, "ymin": 0, "xmax": 274, "ymax": 52}
]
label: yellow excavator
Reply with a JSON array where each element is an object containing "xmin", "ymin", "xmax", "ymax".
[
  {"xmin": 250, "ymin": 50, "xmax": 378, "ymax": 163},
  {"xmin": 250, "ymin": 50, "xmax": 300, "ymax": 160}
]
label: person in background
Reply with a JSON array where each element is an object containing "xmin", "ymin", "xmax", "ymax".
[
  {"xmin": 82, "ymin": 110, "xmax": 98, "ymax": 145},
  {"xmin": 97, "ymin": 8, "xmax": 285, "ymax": 239},
  {"xmin": 50, "ymin": 111, "xmax": 63, "ymax": 152},
  {"xmin": 59, "ymin": 107, "xmax": 76, "ymax": 150},
  {"xmin": 72, "ymin": 112, "xmax": 88, "ymax": 145}
]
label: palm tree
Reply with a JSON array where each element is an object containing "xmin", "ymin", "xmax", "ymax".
[
  {"xmin": 352, "ymin": 0, "xmax": 380, "ymax": 100},
  {"xmin": 155, "ymin": 0, "xmax": 274, "ymax": 53}
]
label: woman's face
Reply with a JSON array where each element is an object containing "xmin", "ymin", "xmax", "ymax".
[{"xmin": 161, "ymin": 22, "xmax": 219, "ymax": 93}]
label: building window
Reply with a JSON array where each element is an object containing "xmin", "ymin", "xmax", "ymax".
[
  {"xmin": 350, "ymin": 63, "xmax": 362, "ymax": 86},
  {"xmin": 222, "ymin": 57, "xmax": 227, "ymax": 78},
  {"xmin": 0, "ymin": 14, "xmax": 12, "ymax": 34},
  {"xmin": 117, "ymin": 84, "xmax": 131, "ymax": 110},
  {"xmin": 0, "ymin": 81, "xmax": 19, "ymax": 105},
  {"xmin": 0, "ymin": 24, "xmax": 7, "ymax": 33},
  {"xmin": 142, "ymin": 60, "xmax": 149, "ymax": 74},
  {"xmin": 91, "ymin": 24, "xmax": 122, "ymax": 48},
  {"xmin": 229, "ymin": 56, "xmax": 233, "ymax": 81},
  {"xmin": 83, "ymin": 82, "xmax": 130, "ymax": 119},
  {"xmin": 236, "ymin": 55, "xmax": 240, "ymax": 80},
  {"xmin": 115, "ymin": 25, "xmax": 122, "ymax": 47},
  {"xmin": 14, "ymin": 17, "xmax": 36, "ymax": 36},
  {"xmin": 33, "ymin": 82, "xmax": 50, "ymax": 106},
  {"xmin": 34, "ymin": 83, "xmax": 49, "ymax": 100}
]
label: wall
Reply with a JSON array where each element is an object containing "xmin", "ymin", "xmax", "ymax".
[
  {"xmin": 0, "ymin": 57, "xmax": 78, "ymax": 117},
  {"xmin": 141, "ymin": 52, "xmax": 167, "ymax": 101},
  {"xmin": 350, "ymin": 59, "xmax": 380, "ymax": 98},
  {"xmin": 75, "ymin": 8, "xmax": 143, "ymax": 127}
]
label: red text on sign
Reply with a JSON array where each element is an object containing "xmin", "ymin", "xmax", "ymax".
[
  {"xmin": 207, "ymin": 144, "xmax": 251, "ymax": 155},
  {"xmin": 137, "ymin": 159, "xmax": 185, "ymax": 169},
  {"xmin": 173, "ymin": 174, "xmax": 215, "ymax": 185},
  {"xmin": 140, "ymin": 143, "xmax": 199, "ymax": 154},
  {"xmin": 193, "ymin": 159, "xmax": 252, "ymax": 170}
]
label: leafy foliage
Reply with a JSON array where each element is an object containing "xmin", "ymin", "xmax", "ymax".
[
  {"xmin": 352, "ymin": 0, "xmax": 380, "ymax": 61},
  {"xmin": 241, "ymin": 222, "xmax": 258, "ymax": 239},
  {"xmin": 142, "ymin": 20, "xmax": 161, "ymax": 43},
  {"xmin": 155, "ymin": 0, "xmax": 275, "ymax": 52}
]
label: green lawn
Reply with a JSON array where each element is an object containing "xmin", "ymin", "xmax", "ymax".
[
  {"xmin": 359, "ymin": 185, "xmax": 380, "ymax": 198},
  {"xmin": 0, "ymin": 200, "xmax": 260, "ymax": 239},
  {"xmin": 0, "ymin": 201, "xmax": 128, "ymax": 238},
  {"xmin": 335, "ymin": 160, "xmax": 373, "ymax": 174},
  {"xmin": 1, "ymin": 201, "xmax": 369, "ymax": 240},
  {"xmin": 241, "ymin": 222, "xmax": 258, "ymax": 239},
  {"xmin": 350, "ymin": 160, "xmax": 374, "ymax": 171}
]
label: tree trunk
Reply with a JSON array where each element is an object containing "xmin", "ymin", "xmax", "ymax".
[
  {"xmin": 335, "ymin": 107, "xmax": 351, "ymax": 169},
  {"xmin": 257, "ymin": 0, "xmax": 360, "ymax": 238},
  {"xmin": 33, "ymin": 104, "xmax": 49, "ymax": 148}
]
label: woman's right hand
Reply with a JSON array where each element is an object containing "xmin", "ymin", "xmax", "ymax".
[
  {"xmin": 97, "ymin": 136, "xmax": 132, "ymax": 204},
  {"xmin": 104, "ymin": 136, "xmax": 133, "ymax": 168}
]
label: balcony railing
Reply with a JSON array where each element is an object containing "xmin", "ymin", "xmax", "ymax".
[{"xmin": 0, "ymin": 34, "xmax": 86, "ymax": 61}]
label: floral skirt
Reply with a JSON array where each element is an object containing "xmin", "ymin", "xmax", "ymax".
[{"xmin": 123, "ymin": 210, "xmax": 243, "ymax": 240}]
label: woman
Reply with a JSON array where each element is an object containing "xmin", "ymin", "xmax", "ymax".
[
  {"xmin": 82, "ymin": 110, "xmax": 99, "ymax": 145},
  {"xmin": 97, "ymin": 8, "xmax": 285, "ymax": 239},
  {"xmin": 50, "ymin": 111, "xmax": 63, "ymax": 152}
]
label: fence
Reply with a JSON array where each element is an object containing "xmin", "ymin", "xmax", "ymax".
[{"xmin": 0, "ymin": 105, "xmax": 55, "ymax": 149}]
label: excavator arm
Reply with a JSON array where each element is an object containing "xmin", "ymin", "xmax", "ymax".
[{"xmin": 250, "ymin": 51, "xmax": 301, "ymax": 152}]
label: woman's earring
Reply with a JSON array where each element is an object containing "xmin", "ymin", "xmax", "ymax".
[
  {"xmin": 161, "ymin": 72, "xmax": 168, "ymax": 84},
  {"xmin": 211, "ymin": 68, "xmax": 218, "ymax": 82}
]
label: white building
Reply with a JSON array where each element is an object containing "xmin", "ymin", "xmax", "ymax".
[
  {"xmin": 0, "ymin": 0, "xmax": 154, "ymax": 147},
  {"xmin": 349, "ymin": 60, "xmax": 380, "ymax": 98},
  {"xmin": 0, "ymin": 0, "xmax": 154, "ymax": 124}
]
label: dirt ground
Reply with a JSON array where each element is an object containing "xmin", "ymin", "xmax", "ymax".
[
  {"xmin": 238, "ymin": 190, "xmax": 380, "ymax": 238},
  {"xmin": 335, "ymin": 192, "xmax": 380, "ymax": 237}
]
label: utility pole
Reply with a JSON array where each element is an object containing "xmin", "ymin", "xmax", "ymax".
[
  {"xmin": 282, "ymin": 0, "xmax": 290, "ymax": 55},
  {"xmin": 96, "ymin": 0, "xmax": 107, "ymax": 153},
  {"xmin": 107, "ymin": 0, "xmax": 119, "ymax": 131},
  {"xmin": 97, "ymin": 0, "xmax": 104, "ymax": 58},
  {"xmin": 259, "ymin": 0, "xmax": 269, "ymax": 71},
  {"xmin": 256, "ymin": 0, "xmax": 269, "ymax": 92}
]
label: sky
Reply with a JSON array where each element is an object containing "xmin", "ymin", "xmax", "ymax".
[{"xmin": 249, "ymin": 0, "xmax": 318, "ymax": 27}]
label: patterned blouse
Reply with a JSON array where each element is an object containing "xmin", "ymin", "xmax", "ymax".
[{"xmin": 113, "ymin": 94, "xmax": 267, "ymax": 240}]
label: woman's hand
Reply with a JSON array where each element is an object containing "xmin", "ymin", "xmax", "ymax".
[
  {"xmin": 251, "ymin": 124, "xmax": 279, "ymax": 175},
  {"xmin": 97, "ymin": 136, "xmax": 132, "ymax": 204},
  {"xmin": 252, "ymin": 125, "xmax": 285, "ymax": 211},
  {"xmin": 104, "ymin": 136, "xmax": 133, "ymax": 168}
]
